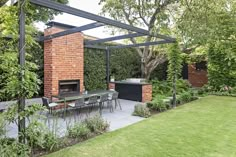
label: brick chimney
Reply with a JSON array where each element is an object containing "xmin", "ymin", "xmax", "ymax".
[{"xmin": 44, "ymin": 24, "xmax": 84, "ymax": 98}]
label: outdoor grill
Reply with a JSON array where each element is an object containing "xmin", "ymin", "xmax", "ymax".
[{"xmin": 110, "ymin": 78, "xmax": 151, "ymax": 102}]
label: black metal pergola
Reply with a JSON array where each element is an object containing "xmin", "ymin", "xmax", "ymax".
[{"xmin": 18, "ymin": 0, "xmax": 176, "ymax": 138}]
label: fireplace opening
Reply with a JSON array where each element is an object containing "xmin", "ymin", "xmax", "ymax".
[{"xmin": 59, "ymin": 80, "xmax": 80, "ymax": 96}]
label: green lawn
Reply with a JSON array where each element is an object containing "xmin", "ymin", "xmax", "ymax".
[{"xmin": 45, "ymin": 96, "xmax": 236, "ymax": 157}]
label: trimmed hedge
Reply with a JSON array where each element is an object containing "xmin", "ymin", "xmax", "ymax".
[{"xmin": 84, "ymin": 47, "xmax": 141, "ymax": 91}]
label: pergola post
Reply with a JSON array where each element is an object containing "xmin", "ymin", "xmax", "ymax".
[
  {"xmin": 18, "ymin": 0, "xmax": 26, "ymax": 143},
  {"xmin": 172, "ymin": 59, "xmax": 177, "ymax": 108},
  {"xmin": 106, "ymin": 47, "xmax": 110, "ymax": 90}
]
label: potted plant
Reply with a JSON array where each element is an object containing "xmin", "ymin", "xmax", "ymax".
[{"xmin": 110, "ymin": 75, "xmax": 115, "ymax": 82}]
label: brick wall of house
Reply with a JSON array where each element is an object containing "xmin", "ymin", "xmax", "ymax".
[
  {"xmin": 142, "ymin": 84, "xmax": 152, "ymax": 102},
  {"xmin": 44, "ymin": 27, "xmax": 84, "ymax": 98},
  {"xmin": 188, "ymin": 64, "xmax": 208, "ymax": 87}
]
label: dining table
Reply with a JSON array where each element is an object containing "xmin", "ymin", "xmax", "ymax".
[{"xmin": 52, "ymin": 89, "xmax": 117, "ymax": 115}]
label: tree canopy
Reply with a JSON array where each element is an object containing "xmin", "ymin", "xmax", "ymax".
[
  {"xmin": 100, "ymin": 0, "xmax": 179, "ymax": 79},
  {"xmin": 178, "ymin": 0, "xmax": 236, "ymax": 45},
  {"xmin": 178, "ymin": 0, "xmax": 236, "ymax": 89}
]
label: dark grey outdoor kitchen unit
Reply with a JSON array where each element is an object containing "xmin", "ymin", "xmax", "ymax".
[{"xmin": 110, "ymin": 81, "xmax": 152, "ymax": 102}]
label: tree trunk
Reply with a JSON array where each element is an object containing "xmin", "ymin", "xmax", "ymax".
[
  {"xmin": 141, "ymin": 61, "xmax": 155, "ymax": 80},
  {"xmin": 140, "ymin": 55, "xmax": 167, "ymax": 80},
  {"xmin": 141, "ymin": 59, "xmax": 146, "ymax": 78},
  {"xmin": 141, "ymin": 59, "xmax": 150, "ymax": 80}
]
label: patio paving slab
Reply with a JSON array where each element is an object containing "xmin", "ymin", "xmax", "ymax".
[{"xmin": 2, "ymin": 98, "xmax": 144, "ymax": 137}]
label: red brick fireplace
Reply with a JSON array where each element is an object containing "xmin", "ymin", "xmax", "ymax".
[{"xmin": 44, "ymin": 25, "xmax": 84, "ymax": 98}]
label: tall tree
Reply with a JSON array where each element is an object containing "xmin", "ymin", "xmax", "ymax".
[
  {"xmin": 178, "ymin": 0, "xmax": 236, "ymax": 45},
  {"xmin": 99, "ymin": 0, "xmax": 178, "ymax": 80},
  {"xmin": 178, "ymin": 0, "xmax": 236, "ymax": 88}
]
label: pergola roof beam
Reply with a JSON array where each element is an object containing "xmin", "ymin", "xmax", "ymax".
[
  {"xmin": 30, "ymin": 0, "xmax": 175, "ymax": 42},
  {"xmin": 109, "ymin": 40, "xmax": 175, "ymax": 49},
  {"xmin": 84, "ymin": 45, "xmax": 107, "ymax": 50},
  {"xmin": 84, "ymin": 33, "xmax": 146, "ymax": 45},
  {"xmin": 39, "ymin": 22, "xmax": 105, "ymax": 41}
]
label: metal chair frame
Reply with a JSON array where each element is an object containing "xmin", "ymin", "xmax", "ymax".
[
  {"xmin": 108, "ymin": 92, "xmax": 122, "ymax": 112},
  {"xmin": 97, "ymin": 93, "xmax": 109, "ymax": 115}
]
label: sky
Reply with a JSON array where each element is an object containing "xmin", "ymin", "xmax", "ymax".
[{"xmin": 35, "ymin": 0, "xmax": 112, "ymax": 38}]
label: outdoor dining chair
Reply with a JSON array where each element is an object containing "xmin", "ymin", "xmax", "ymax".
[
  {"xmin": 108, "ymin": 92, "xmax": 122, "ymax": 112},
  {"xmin": 97, "ymin": 93, "xmax": 109, "ymax": 115},
  {"xmin": 84, "ymin": 95, "xmax": 98, "ymax": 114},
  {"xmin": 68, "ymin": 98, "xmax": 85, "ymax": 119},
  {"xmin": 42, "ymin": 97, "xmax": 58, "ymax": 114}
]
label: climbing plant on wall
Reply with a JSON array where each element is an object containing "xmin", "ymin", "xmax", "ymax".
[
  {"xmin": 84, "ymin": 47, "xmax": 141, "ymax": 91},
  {"xmin": 208, "ymin": 40, "xmax": 236, "ymax": 89},
  {"xmin": 0, "ymin": 5, "xmax": 40, "ymax": 101},
  {"xmin": 167, "ymin": 43, "xmax": 183, "ymax": 81}
]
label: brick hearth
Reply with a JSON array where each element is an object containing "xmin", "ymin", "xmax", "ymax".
[{"xmin": 44, "ymin": 26, "xmax": 84, "ymax": 98}]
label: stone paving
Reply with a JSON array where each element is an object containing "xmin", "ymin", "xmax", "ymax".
[{"xmin": 1, "ymin": 98, "xmax": 144, "ymax": 137}]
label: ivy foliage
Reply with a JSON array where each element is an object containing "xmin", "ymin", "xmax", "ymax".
[
  {"xmin": 84, "ymin": 48, "xmax": 106, "ymax": 90},
  {"xmin": 84, "ymin": 47, "xmax": 141, "ymax": 90},
  {"xmin": 167, "ymin": 43, "xmax": 183, "ymax": 81},
  {"xmin": 110, "ymin": 48, "xmax": 141, "ymax": 80},
  {"xmin": 0, "ymin": 5, "xmax": 40, "ymax": 101},
  {"xmin": 208, "ymin": 40, "xmax": 236, "ymax": 89},
  {"xmin": 178, "ymin": 0, "xmax": 236, "ymax": 89},
  {"xmin": 206, "ymin": 6, "xmax": 236, "ymax": 89}
]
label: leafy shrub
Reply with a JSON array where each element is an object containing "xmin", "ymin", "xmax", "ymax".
[
  {"xmin": 0, "ymin": 138, "xmax": 30, "ymax": 157},
  {"xmin": 67, "ymin": 123, "xmax": 91, "ymax": 140},
  {"xmin": 197, "ymin": 88, "xmax": 205, "ymax": 96},
  {"xmin": 152, "ymin": 80, "xmax": 172, "ymax": 96},
  {"xmin": 25, "ymin": 120, "xmax": 45, "ymax": 149},
  {"xmin": 83, "ymin": 114, "xmax": 109, "ymax": 133},
  {"xmin": 210, "ymin": 91, "xmax": 236, "ymax": 97},
  {"xmin": 151, "ymin": 79, "xmax": 191, "ymax": 97},
  {"xmin": 230, "ymin": 87, "xmax": 236, "ymax": 94},
  {"xmin": 175, "ymin": 79, "xmax": 192, "ymax": 93},
  {"xmin": 197, "ymin": 84, "xmax": 236, "ymax": 96},
  {"xmin": 154, "ymin": 99, "xmax": 169, "ymax": 112},
  {"xmin": 147, "ymin": 97, "xmax": 170, "ymax": 112},
  {"xmin": 177, "ymin": 92, "xmax": 198, "ymax": 104},
  {"xmin": 43, "ymin": 132, "xmax": 61, "ymax": 151},
  {"xmin": 25, "ymin": 120, "xmax": 60, "ymax": 152},
  {"xmin": 132, "ymin": 104, "xmax": 151, "ymax": 118},
  {"xmin": 0, "ymin": 114, "xmax": 6, "ymax": 137},
  {"xmin": 196, "ymin": 85, "xmax": 212, "ymax": 96},
  {"xmin": 208, "ymin": 41, "xmax": 236, "ymax": 90},
  {"xmin": 178, "ymin": 92, "xmax": 192, "ymax": 104}
]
